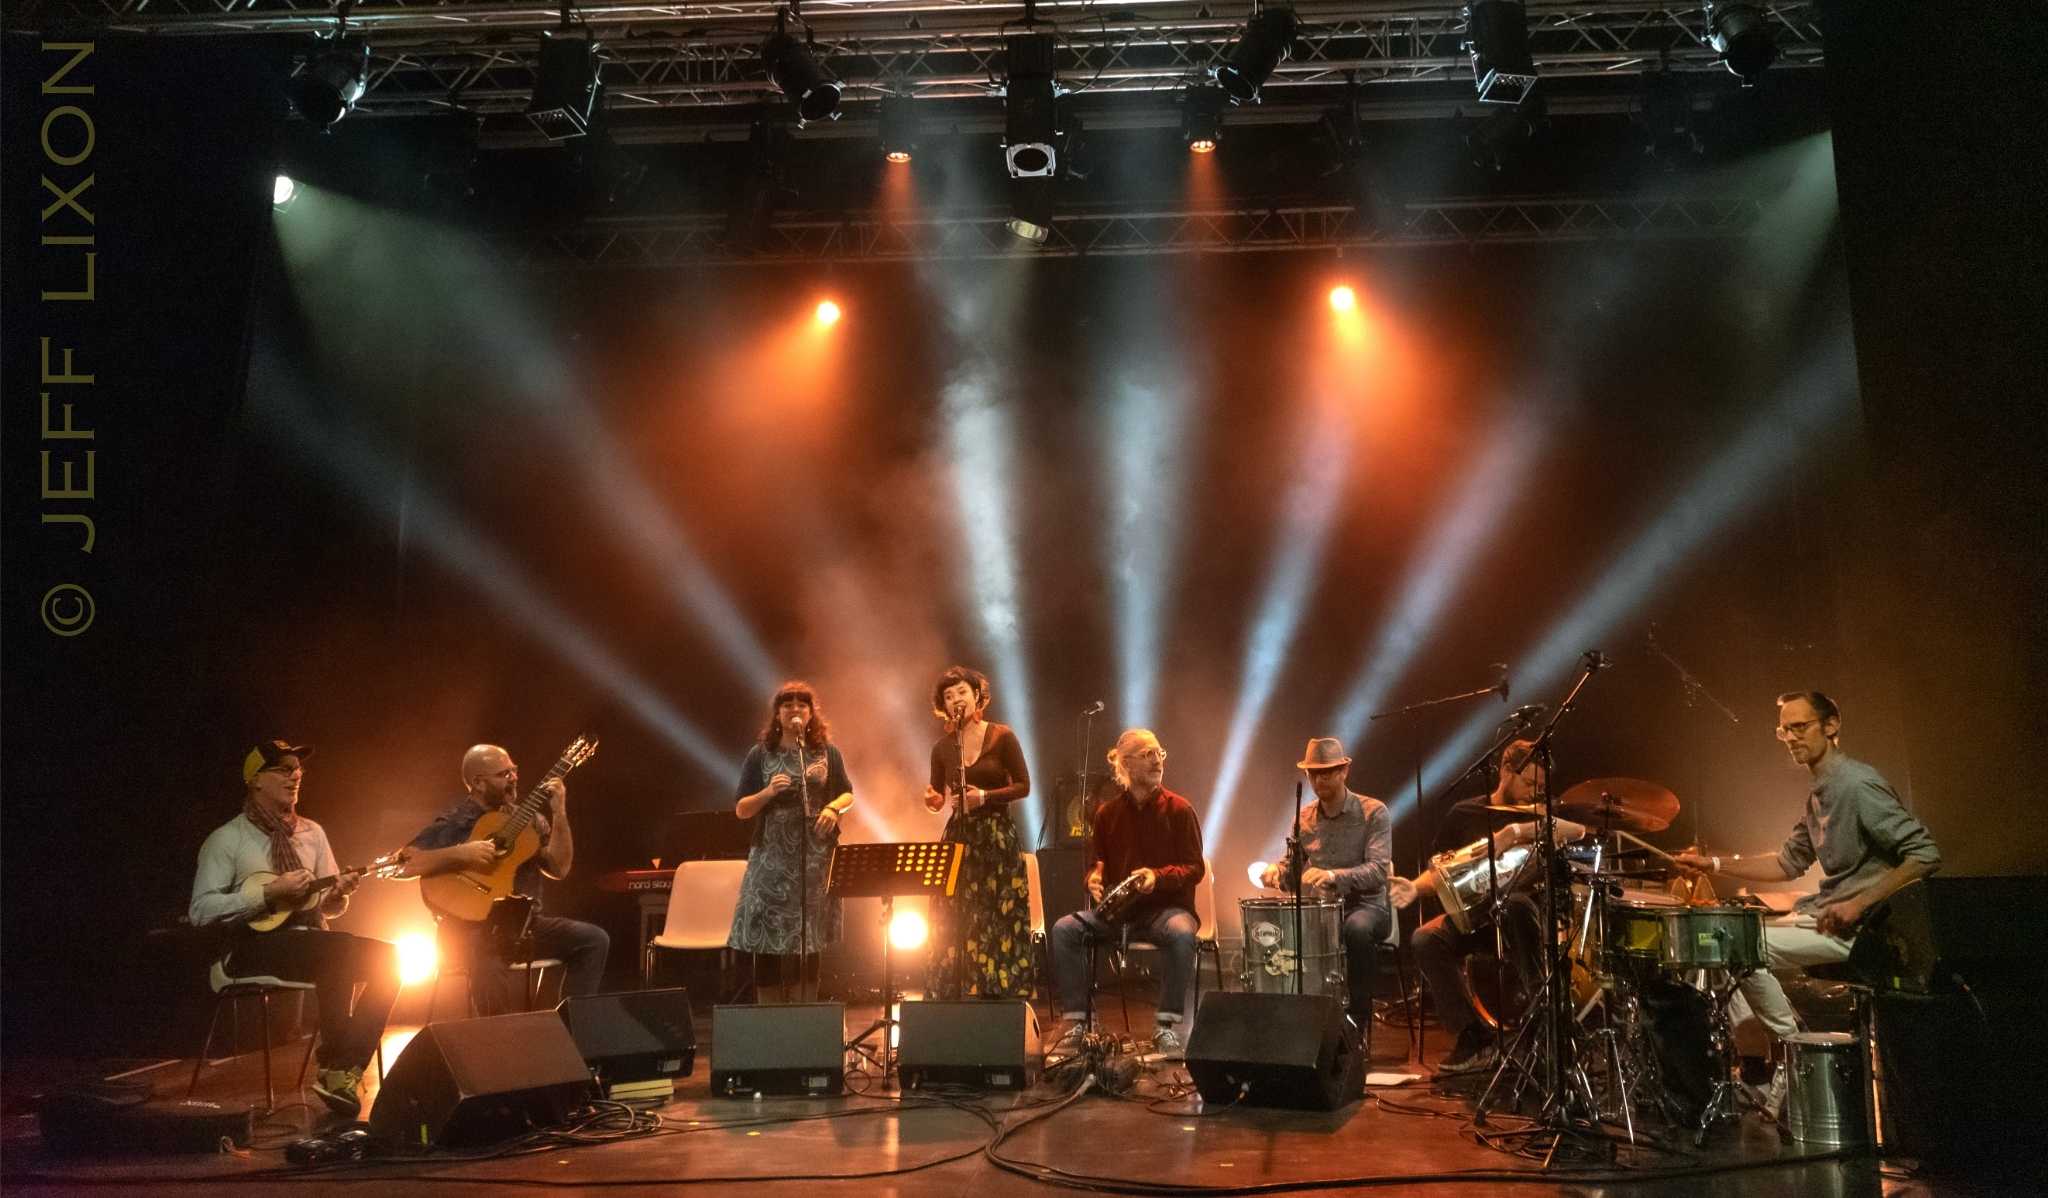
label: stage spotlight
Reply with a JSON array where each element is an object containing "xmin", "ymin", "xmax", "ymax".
[
  {"xmin": 396, "ymin": 932, "xmax": 437, "ymax": 988},
  {"xmin": 1463, "ymin": 1, "xmax": 1538, "ymax": 106},
  {"xmin": 272, "ymin": 174, "xmax": 298, "ymax": 210},
  {"xmin": 291, "ymin": 35, "xmax": 369, "ymax": 129},
  {"xmin": 1465, "ymin": 96, "xmax": 1544, "ymax": 172},
  {"xmin": 1328, "ymin": 284, "xmax": 1356, "ymax": 311},
  {"xmin": 1215, "ymin": 7, "xmax": 1299, "ymax": 105},
  {"xmin": 527, "ymin": 32, "xmax": 603, "ymax": 140},
  {"xmin": 888, "ymin": 907, "xmax": 929, "ymax": 951},
  {"xmin": 762, "ymin": 15, "xmax": 841, "ymax": 125},
  {"xmin": 815, "ymin": 299, "xmax": 842, "ymax": 325},
  {"xmin": 1003, "ymin": 33, "xmax": 1062, "ymax": 178},
  {"xmin": 1007, "ymin": 177, "xmax": 1055, "ymax": 245},
  {"xmin": 879, "ymin": 93, "xmax": 918, "ymax": 163},
  {"xmin": 1182, "ymin": 85, "xmax": 1225, "ymax": 153},
  {"xmin": 1704, "ymin": 2, "xmax": 1779, "ymax": 86}
]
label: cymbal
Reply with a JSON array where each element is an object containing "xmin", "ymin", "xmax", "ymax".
[{"xmin": 1555, "ymin": 777, "xmax": 1680, "ymax": 834}]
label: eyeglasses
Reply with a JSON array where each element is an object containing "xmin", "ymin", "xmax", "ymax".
[
  {"xmin": 1120, "ymin": 748, "xmax": 1165, "ymax": 763},
  {"xmin": 259, "ymin": 764, "xmax": 304, "ymax": 777},
  {"xmin": 1774, "ymin": 719, "xmax": 1821, "ymax": 740}
]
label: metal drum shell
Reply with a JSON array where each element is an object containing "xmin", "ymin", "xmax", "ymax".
[
  {"xmin": 1784, "ymin": 1031, "xmax": 1870, "ymax": 1148},
  {"xmin": 1428, "ymin": 840, "xmax": 1533, "ymax": 934},
  {"xmin": 1654, "ymin": 904, "xmax": 1766, "ymax": 972},
  {"xmin": 1238, "ymin": 898, "xmax": 1344, "ymax": 995}
]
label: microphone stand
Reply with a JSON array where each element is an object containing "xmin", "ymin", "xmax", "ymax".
[
  {"xmin": 1370, "ymin": 671, "xmax": 1509, "ymax": 877},
  {"xmin": 796, "ymin": 722, "xmax": 812, "ymax": 1003},
  {"xmin": 953, "ymin": 713, "xmax": 970, "ymax": 999},
  {"xmin": 1289, "ymin": 781, "xmax": 1305, "ymax": 997}
]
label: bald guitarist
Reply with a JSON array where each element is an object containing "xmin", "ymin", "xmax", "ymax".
[
  {"xmin": 404, "ymin": 743, "xmax": 610, "ymax": 1014},
  {"xmin": 188, "ymin": 740, "xmax": 398, "ymax": 1117}
]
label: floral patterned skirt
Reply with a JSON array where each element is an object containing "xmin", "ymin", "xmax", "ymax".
[{"xmin": 924, "ymin": 809, "xmax": 1035, "ymax": 998}]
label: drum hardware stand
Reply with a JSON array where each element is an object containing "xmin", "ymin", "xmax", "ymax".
[{"xmin": 1471, "ymin": 651, "xmax": 1619, "ymax": 1164}]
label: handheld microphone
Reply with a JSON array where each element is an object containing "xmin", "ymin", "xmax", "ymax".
[
  {"xmin": 1507, "ymin": 703, "xmax": 1547, "ymax": 726},
  {"xmin": 1082, "ymin": 700, "xmax": 1105, "ymax": 717},
  {"xmin": 1492, "ymin": 663, "xmax": 1510, "ymax": 703}
]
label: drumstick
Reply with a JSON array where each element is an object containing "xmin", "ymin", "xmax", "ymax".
[{"xmin": 1617, "ymin": 830, "xmax": 1683, "ymax": 867}]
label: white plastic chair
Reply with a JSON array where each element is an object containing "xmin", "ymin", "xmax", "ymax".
[{"xmin": 644, "ymin": 858, "xmax": 749, "ymax": 987}]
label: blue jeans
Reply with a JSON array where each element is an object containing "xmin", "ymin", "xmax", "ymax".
[
  {"xmin": 1051, "ymin": 905, "xmax": 1198, "ymax": 1023},
  {"xmin": 1342, "ymin": 901, "xmax": 1392, "ymax": 1027},
  {"xmin": 442, "ymin": 913, "xmax": 610, "ymax": 1015}
]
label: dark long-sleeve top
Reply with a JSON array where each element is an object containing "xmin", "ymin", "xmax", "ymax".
[
  {"xmin": 1278, "ymin": 791, "xmax": 1393, "ymax": 916},
  {"xmin": 1091, "ymin": 786, "xmax": 1205, "ymax": 920},
  {"xmin": 929, "ymin": 721, "xmax": 1031, "ymax": 817},
  {"xmin": 1777, "ymin": 751, "xmax": 1940, "ymax": 916}
]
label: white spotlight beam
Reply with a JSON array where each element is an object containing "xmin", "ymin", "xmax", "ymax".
[
  {"xmin": 1403, "ymin": 340, "xmax": 1859, "ymax": 816},
  {"xmin": 1104, "ymin": 373, "xmax": 1197, "ymax": 728},
  {"xmin": 255, "ymin": 367, "xmax": 732, "ymax": 777},
  {"xmin": 1331, "ymin": 414, "xmax": 1548, "ymax": 747},
  {"xmin": 1204, "ymin": 407, "xmax": 1354, "ymax": 839}
]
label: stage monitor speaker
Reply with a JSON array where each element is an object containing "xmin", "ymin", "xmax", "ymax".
[
  {"xmin": 710, "ymin": 1003, "xmax": 845, "ymax": 1096},
  {"xmin": 559, "ymin": 987, "xmax": 697, "ymax": 1087},
  {"xmin": 40, "ymin": 1081, "xmax": 253, "ymax": 1157},
  {"xmin": 898, "ymin": 999, "xmax": 1037, "ymax": 1090},
  {"xmin": 1184, "ymin": 992, "xmax": 1361, "ymax": 1111},
  {"xmin": 368, "ymin": 1010, "xmax": 596, "ymax": 1148},
  {"xmin": 1875, "ymin": 988, "xmax": 2048, "ymax": 1175}
]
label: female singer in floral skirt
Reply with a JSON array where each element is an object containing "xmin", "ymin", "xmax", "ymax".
[{"xmin": 923, "ymin": 666, "xmax": 1035, "ymax": 998}]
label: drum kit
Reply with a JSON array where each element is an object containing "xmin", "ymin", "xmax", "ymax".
[{"xmin": 1249, "ymin": 774, "xmax": 1767, "ymax": 1146}]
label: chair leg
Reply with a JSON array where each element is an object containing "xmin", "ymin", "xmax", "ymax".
[
  {"xmin": 296, "ymin": 1026, "xmax": 319, "ymax": 1094},
  {"xmin": 187, "ymin": 996, "xmax": 224, "ymax": 1097},
  {"xmin": 1395, "ymin": 945, "xmax": 1419, "ymax": 1062},
  {"xmin": 1111, "ymin": 954, "xmax": 1133, "ymax": 1033}
]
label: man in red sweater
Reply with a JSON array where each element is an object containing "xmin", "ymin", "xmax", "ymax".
[{"xmin": 1047, "ymin": 728, "xmax": 1207, "ymax": 1058}]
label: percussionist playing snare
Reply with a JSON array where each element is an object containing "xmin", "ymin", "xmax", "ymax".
[
  {"xmin": 1389, "ymin": 737, "xmax": 1592, "ymax": 1076},
  {"xmin": 1252, "ymin": 738, "xmax": 1393, "ymax": 1045},
  {"xmin": 1673, "ymin": 691, "xmax": 1940, "ymax": 1116}
]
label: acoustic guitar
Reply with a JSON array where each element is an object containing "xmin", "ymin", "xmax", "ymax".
[
  {"xmin": 242, "ymin": 854, "xmax": 405, "ymax": 932},
  {"xmin": 419, "ymin": 736, "xmax": 599, "ymax": 923}
]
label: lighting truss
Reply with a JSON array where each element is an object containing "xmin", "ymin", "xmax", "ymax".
[
  {"xmin": 40, "ymin": 3, "xmax": 1826, "ymax": 128},
  {"xmin": 524, "ymin": 195, "xmax": 1767, "ymax": 265}
]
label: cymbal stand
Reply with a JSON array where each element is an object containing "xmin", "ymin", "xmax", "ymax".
[{"xmin": 1471, "ymin": 652, "xmax": 1616, "ymax": 1163}]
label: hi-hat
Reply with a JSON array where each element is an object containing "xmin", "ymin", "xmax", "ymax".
[{"xmin": 1556, "ymin": 777, "xmax": 1680, "ymax": 833}]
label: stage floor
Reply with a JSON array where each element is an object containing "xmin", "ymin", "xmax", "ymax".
[{"xmin": 0, "ymin": 998, "xmax": 2018, "ymax": 1197}]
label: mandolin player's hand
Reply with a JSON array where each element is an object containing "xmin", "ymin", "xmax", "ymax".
[{"xmin": 263, "ymin": 870, "xmax": 315, "ymax": 902}]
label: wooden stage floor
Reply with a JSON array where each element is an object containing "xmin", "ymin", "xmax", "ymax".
[{"xmin": 0, "ymin": 999, "xmax": 2023, "ymax": 1198}]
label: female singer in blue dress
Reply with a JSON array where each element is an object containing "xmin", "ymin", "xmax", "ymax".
[{"xmin": 729, "ymin": 680, "xmax": 855, "ymax": 997}]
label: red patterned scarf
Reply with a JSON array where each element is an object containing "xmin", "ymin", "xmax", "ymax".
[{"xmin": 242, "ymin": 797, "xmax": 306, "ymax": 875}]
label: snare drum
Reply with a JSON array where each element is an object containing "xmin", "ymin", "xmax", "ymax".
[
  {"xmin": 1428, "ymin": 839, "xmax": 1533, "ymax": 933},
  {"xmin": 1654, "ymin": 904, "xmax": 1765, "ymax": 971},
  {"xmin": 1606, "ymin": 899, "xmax": 1764, "ymax": 973},
  {"xmin": 1238, "ymin": 898, "xmax": 1344, "ymax": 995}
]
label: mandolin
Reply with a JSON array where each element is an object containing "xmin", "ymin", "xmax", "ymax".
[
  {"xmin": 419, "ymin": 735, "xmax": 599, "ymax": 923},
  {"xmin": 242, "ymin": 854, "xmax": 405, "ymax": 932}
]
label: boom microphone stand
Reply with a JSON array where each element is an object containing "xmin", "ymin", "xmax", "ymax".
[
  {"xmin": 1371, "ymin": 665, "xmax": 1511, "ymax": 878},
  {"xmin": 796, "ymin": 720, "xmax": 812, "ymax": 1002},
  {"xmin": 1289, "ymin": 782, "xmax": 1306, "ymax": 996}
]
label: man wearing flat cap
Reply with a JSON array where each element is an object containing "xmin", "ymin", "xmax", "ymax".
[
  {"xmin": 188, "ymin": 740, "xmax": 399, "ymax": 1117},
  {"xmin": 1258, "ymin": 737, "xmax": 1393, "ymax": 1041}
]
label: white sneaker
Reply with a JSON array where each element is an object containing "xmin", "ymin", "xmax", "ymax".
[{"xmin": 1150, "ymin": 1026, "xmax": 1185, "ymax": 1061}]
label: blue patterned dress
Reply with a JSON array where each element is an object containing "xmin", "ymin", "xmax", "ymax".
[{"xmin": 727, "ymin": 741, "xmax": 851, "ymax": 956}]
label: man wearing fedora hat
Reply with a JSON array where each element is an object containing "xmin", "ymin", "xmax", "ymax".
[{"xmin": 1258, "ymin": 737, "xmax": 1393, "ymax": 1041}]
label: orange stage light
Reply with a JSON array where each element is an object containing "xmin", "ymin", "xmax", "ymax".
[
  {"xmin": 888, "ymin": 907, "xmax": 929, "ymax": 951},
  {"xmin": 815, "ymin": 300, "xmax": 842, "ymax": 326},
  {"xmin": 1329, "ymin": 285, "xmax": 1357, "ymax": 312},
  {"xmin": 886, "ymin": 150, "xmax": 912, "ymax": 164},
  {"xmin": 1189, "ymin": 138, "xmax": 1217, "ymax": 154},
  {"xmin": 396, "ymin": 931, "xmax": 438, "ymax": 988}
]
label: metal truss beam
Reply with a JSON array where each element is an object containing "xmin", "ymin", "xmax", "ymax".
[
  {"xmin": 20, "ymin": 3, "xmax": 1824, "ymax": 120},
  {"xmin": 523, "ymin": 194, "xmax": 1766, "ymax": 266}
]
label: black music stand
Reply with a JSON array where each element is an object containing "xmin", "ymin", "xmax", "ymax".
[{"xmin": 829, "ymin": 841, "xmax": 965, "ymax": 1080}]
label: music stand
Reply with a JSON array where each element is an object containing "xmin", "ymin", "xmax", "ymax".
[{"xmin": 829, "ymin": 841, "xmax": 965, "ymax": 1080}]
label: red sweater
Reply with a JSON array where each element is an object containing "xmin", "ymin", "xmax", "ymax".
[{"xmin": 1091, "ymin": 787, "xmax": 1205, "ymax": 919}]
